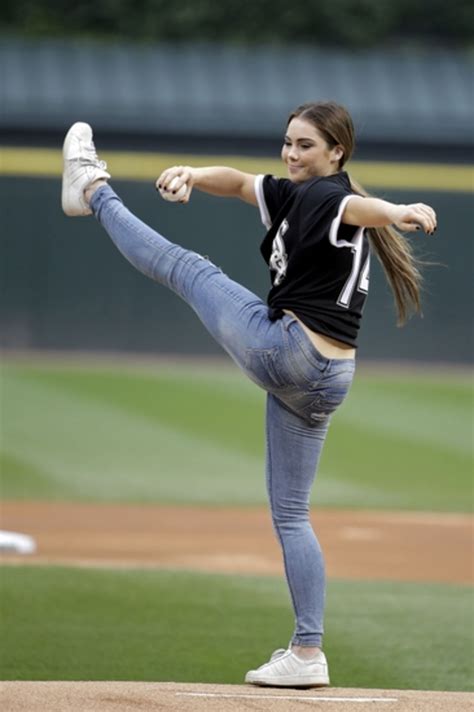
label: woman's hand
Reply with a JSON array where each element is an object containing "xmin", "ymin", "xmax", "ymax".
[
  {"xmin": 156, "ymin": 166, "xmax": 258, "ymax": 205},
  {"xmin": 389, "ymin": 203, "xmax": 437, "ymax": 235},
  {"xmin": 155, "ymin": 165, "xmax": 196, "ymax": 204}
]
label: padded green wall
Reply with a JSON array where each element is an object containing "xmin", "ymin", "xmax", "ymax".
[{"xmin": 1, "ymin": 176, "xmax": 471, "ymax": 363}]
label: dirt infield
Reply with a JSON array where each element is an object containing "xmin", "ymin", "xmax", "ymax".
[
  {"xmin": 2, "ymin": 681, "xmax": 473, "ymax": 712},
  {"xmin": 1, "ymin": 501, "xmax": 472, "ymax": 583},
  {"xmin": 1, "ymin": 501, "xmax": 472, "ymax": 711}
]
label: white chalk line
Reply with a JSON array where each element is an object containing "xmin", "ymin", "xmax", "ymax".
[{"xmin": 176, "ymin": 691, "xmax": 398, "ymax": 703}]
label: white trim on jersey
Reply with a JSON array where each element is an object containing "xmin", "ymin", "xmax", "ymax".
[
  {"xmin": 328, "ymin": 195, "xmax": 362, "ymax": 248},
  {"xmin": 254, "ymin": 174, "xmax": 272, "ymax": 229}
]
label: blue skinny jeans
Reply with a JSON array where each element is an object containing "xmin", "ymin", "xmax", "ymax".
[{"xmin": 91, "ymin": 185, "xmax": 355, "ymax": 648}]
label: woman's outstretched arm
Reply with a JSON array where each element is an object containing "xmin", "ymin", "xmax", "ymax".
[
  {"xmin": 156, "ymin": 165, "xmax": 258, "ymax": 206},
  {"xmin": 342, "ymin": 195, "xmax": 437, "ymax": 235}
]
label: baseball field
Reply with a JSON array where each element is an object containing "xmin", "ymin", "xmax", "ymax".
[{"xmin": 1, "ymin": 354, "xmax": 473, "ymax": 711}]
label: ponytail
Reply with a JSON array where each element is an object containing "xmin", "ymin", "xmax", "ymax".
[{"xmin": 349, "ymin": 176, "xmax": 423, "ymax": 326}]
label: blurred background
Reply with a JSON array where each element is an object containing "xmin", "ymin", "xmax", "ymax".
[{"xmin": 1, "ymin": 0, "xmax": 473, "ymax": 363}]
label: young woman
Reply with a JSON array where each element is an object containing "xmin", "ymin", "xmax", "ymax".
[{"xmin": 61, "ymin": 101, "xmax": 436, "ymax": 688}]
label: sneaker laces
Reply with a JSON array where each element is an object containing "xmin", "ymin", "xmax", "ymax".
[{"xmin": 77, "ymin": 143, "xmax": 108, "ymax": 171}]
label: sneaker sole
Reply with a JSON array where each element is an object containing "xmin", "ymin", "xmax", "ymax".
[
  {"xmin": 61, "ymin": 123, "xmax": 97, "ymax": 216},
  {"xmin": 61, "ymin": 121, "xmax": 110, "ymax": 217},
  {"xmin": 246, "ymin": 674, "xmax": 330, "ymax": 688}
]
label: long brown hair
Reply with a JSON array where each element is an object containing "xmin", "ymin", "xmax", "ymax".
[{"xmin": 288, "ymin": 101, "xmax": 422, "ymax": 325}]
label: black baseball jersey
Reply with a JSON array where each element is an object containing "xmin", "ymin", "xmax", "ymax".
[{"xmin": 255, "ymin": 171, "xmax": 370, "ymax": 347}]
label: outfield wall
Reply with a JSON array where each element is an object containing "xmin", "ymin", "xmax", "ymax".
[{"xmin": 1, "ymin": 156, "xmax": 472, "ymax": 363}]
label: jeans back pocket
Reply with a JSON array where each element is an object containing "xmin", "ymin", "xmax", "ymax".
[
  {"xmin": 244, "ymin": 347, "xmax": 290, "ymax": 391},
  {"xmin": 308, "ymin": 365, "xmax": 355, "ymax": 421},
  {"xmin": 279, "ymin": 361, "xmax": 355, "ymax": 425}
]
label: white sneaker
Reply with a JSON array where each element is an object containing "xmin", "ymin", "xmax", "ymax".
[
  {"xmin": 62, "ymin": 122, "xmax": 110, "ymax": 216},
  {"xmin": 245, "ymin": 648, "xmax": 330, "ymax": 688}
]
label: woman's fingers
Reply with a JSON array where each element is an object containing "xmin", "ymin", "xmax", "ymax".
[
  {"xmin": 179, "ymin": 183, "xmax": 194, "ymax": 204},
  {"xmin": 398, "ymin": 203, "xmax": 437, "ymax": 235},
  {"xmin": 156, "ymin": 166, "xmax": 194, "ymax": 194},
  {"xmin": 156, "ymin": 168, "xmax": 179, "ymax": 192}
]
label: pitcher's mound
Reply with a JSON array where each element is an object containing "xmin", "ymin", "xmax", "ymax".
[{"xmin": 1, "ymin": 681, "xmax": 472, "ymax": 711}]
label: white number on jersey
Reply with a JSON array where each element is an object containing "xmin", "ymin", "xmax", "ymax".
[
  {"xmin": 328, "ymin": 197, "xmax": 370, "ymax": 309},
  {"xmin": 358, "ymin": 253, "xmax": 370, "ymax": 295},
  {"xmin": 337, "ymin": 232, "xmax": 370, "ymax": 308}
]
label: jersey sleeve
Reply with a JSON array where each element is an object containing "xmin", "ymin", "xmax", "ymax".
[
  {"xmin": 255, "ymin": 174, "xmax": 297, "ymax": 229},
  {"xmin": 299, "ymin": 178, "xmax": 356, "ymax": 244}
]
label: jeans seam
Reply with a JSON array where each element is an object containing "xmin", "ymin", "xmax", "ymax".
[
  {"xmin": 286, "ymin": 320, "xmax": 337, "ymax": 373},
  {"xmin": 284, "ymin": 329, "xmax": 331, "ymax": 390},
  {"xmin": 267, "ymin": 398, "xmax": 301, "ymax": 639}
]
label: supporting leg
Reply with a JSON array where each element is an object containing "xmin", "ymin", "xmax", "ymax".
[{"xmin": 265, "ymin": 392, "xmax": 330, "ymax": 649}]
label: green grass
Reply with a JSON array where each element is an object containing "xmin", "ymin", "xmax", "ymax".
[
  {"xmin": 1, "ymin": 565, "xmax": 472, "ymax": 690},
  {"xmin": 2, "ymin": 358, "xmax": 472, "ymax": 693},
  {"xmin": 1, "ymin": 358, "xmax": 472, "ymax": 511}
]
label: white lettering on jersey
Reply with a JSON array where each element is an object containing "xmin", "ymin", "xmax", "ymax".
[{"xmin": 270, "ymin": 219, "xmax": 289, "ymax": 286}]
